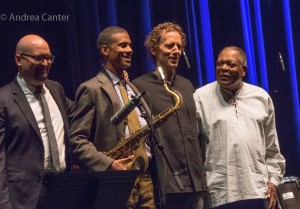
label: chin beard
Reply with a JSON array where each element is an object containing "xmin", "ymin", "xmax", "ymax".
[{"xmin": 37, "ymin": 75, "xmax": 48, "ymax": 81}]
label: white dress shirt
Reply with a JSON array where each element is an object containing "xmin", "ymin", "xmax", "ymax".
[
  {"xmin": 105, "ymin": 69, "xmax": 151, "ymax": 157},
  {"xmin": 17, "ymin": 75, "xmax": 66, "ymax": 172}
]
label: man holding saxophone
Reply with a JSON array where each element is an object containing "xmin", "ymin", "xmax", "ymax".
[
  {"xmin": 70, "ymin": 26, "xmax": 155, "ymax": 209},
  {"xmin": 132, "ymin": 22, "xmax": 206, "ymax": 209}
]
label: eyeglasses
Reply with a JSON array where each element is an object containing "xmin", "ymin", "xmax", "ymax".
[{"xmin": 20, "ymin": 53, "xmax": 55, "ymax": 64}]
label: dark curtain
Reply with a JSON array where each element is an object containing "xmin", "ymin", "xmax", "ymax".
[{"xmin": 0, "ymin": 0, "xmax": 299, "ymax": 176}]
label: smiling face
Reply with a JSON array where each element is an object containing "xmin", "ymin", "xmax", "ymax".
[
  {"xmin": 216, "ymin": 47, "xmax": 247, "ymax": 91},
  {"xmin": 101, "ymin": 32, "xmax": 132, "ymax": 77},
  {"xmin": 151, "ymin": 31, "xmax": 182, "ymax": 72},
  {"xmin": 15, "ymin": 35, "xmax": 52, "ymax": 87}
]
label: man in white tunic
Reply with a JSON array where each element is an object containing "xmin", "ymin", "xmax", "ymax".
[{"xmin": 193, "ymin": 46, "xmax": 285, "ymax": 209}]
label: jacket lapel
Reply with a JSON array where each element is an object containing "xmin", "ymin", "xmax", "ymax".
[
  {"xmin": 96, "ymin": 71, "xmax": 125, "ymax": 139},
  {"xmin": 12, "ymin": 79, "xmax": 42, "ymax": 141}
]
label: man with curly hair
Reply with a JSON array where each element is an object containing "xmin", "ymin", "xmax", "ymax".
[{"xmin": 133, "ymin": 22, "xmax": 206, "ymax": 209}]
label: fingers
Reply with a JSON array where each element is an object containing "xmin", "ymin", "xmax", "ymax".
[
  {"xmin": 268, "ymin": 193, "xmax": 277, "ymax": 209},
  {"xmin": 270, "ymin": 190, "xmax": 277, "ymax": 209},
  {"xmin": 110, "ymin": 155, "xmax": 135, "ymax": 171},
  {"xmin": 266, "ymin": 182, "xmax": 277, "ymax": 209},
  {"xmin": 123, "ymin": 155, "xmax": 135, "ymax": 163},
  {"xmin": 123, "ymin": 70, "xmax": 130, "ymax": 82}
]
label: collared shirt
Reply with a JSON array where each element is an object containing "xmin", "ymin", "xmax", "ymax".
[
  {"xmin": 105, "ymin": 69, "xmax": 150, "ymax": 156},
  {"xmin": 193, "ymin": 81, "xmax": 286, "ymax": 207},
  {"xmin": 17, "ymin": 74, "xmax": 66, "ymax": 172}
]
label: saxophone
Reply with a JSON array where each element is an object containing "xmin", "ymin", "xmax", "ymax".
[{"xmin": 104, "ymin": 67, "xmax": 182, "ymax": 171}]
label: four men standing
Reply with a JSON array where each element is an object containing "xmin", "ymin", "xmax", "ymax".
[{"xmin": 0, "ymin": 25, "xmax": 285, "ymax": 209}]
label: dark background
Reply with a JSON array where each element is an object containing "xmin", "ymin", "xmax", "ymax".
[{"xmin": 0, "ymin": 0, "xmax": 299, "ymax": 176}]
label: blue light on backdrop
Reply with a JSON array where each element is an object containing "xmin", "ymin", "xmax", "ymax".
[
  {"xmin": 108, "ymin": 0, "xmax": 117, "ymax": 25},
  {"xmin": 283, "ymin": 0, "xmax": 300, "ymax": 151},
  {"xmin": 140, "ymin": 0, "xmax": 153, "ymax": 71},
  {"xmin": 199, "ymin": 0, "xmax": 215, "ymax": 83},
  {"xmin": 186, "ymin": 0, "xmax": 203, "ymax": 86},
  {"xmin": 0, "ymin": 0, "xmax": 299, "ymax": 175},
  {"xmin": 240, "ymin": 0, "xmax": 258, "ymax": 85},
  {"xmin": 253, "ymin": 0, "xmax": 268, "ymax": 92}
]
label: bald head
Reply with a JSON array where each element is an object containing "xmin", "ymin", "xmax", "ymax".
[
  {"xmin": 15, "ymin": 34, "xmax": 52, "ymax": 87},
  {"xmin": 16, "ymin": 34, "xmax": 50, "ymax": 55}
]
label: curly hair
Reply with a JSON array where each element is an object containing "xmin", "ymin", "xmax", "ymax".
[{"xmin": 145, "ymin": 22, "xmax": 187, "ymax": 62}]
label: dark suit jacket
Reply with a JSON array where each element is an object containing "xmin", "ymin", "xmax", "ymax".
[
  {"xmin": 70, "ymin": 69, "xmax": 151, "ymax": 171},
  {"xmin": 0, "ymin": 78, "xmax": 75, "ymax": 209}
]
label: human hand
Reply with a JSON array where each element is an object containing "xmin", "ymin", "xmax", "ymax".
[
  {"xmin": 72, "ymin": 164, "xmax": 81, "ymax": 172},
  {"xmin": 109, "ymin": 155, "xmax": 134, "ymax": 171},
  {"xmin": 123, "ymin": 70, "xmax": 130, "ymax": 82},
  {"xmin": 266, "ymin": 182, "xmax": 277, "ymax": 209}
]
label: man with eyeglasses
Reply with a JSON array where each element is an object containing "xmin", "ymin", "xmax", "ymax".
[
  {"xmin": 19, "ymin": 53, "xmax": 55, "ymax": 65},
  {"xmin": 0, "ymin": 34, "xmax": 75, "ymax": 209}
]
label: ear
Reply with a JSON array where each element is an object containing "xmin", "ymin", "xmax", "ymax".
[
  {"xmin": 242, "ymin": 65, "xmax": 247, "ymax": 77},
  {"xmin": 15, "ymin": 54, "xmax": 22, "ymax": 66},
  {"xmin": 101, "ymin": 45, "xmax": 109, "ymax": 57},
  {"xmin": 150, "ymin": 47, "xmax": 156, "ymax": 57}
]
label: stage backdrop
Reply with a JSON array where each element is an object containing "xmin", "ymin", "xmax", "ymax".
[{"xmin": 0, "ymin": 0, "xmax": 299, "ymax": 176}]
